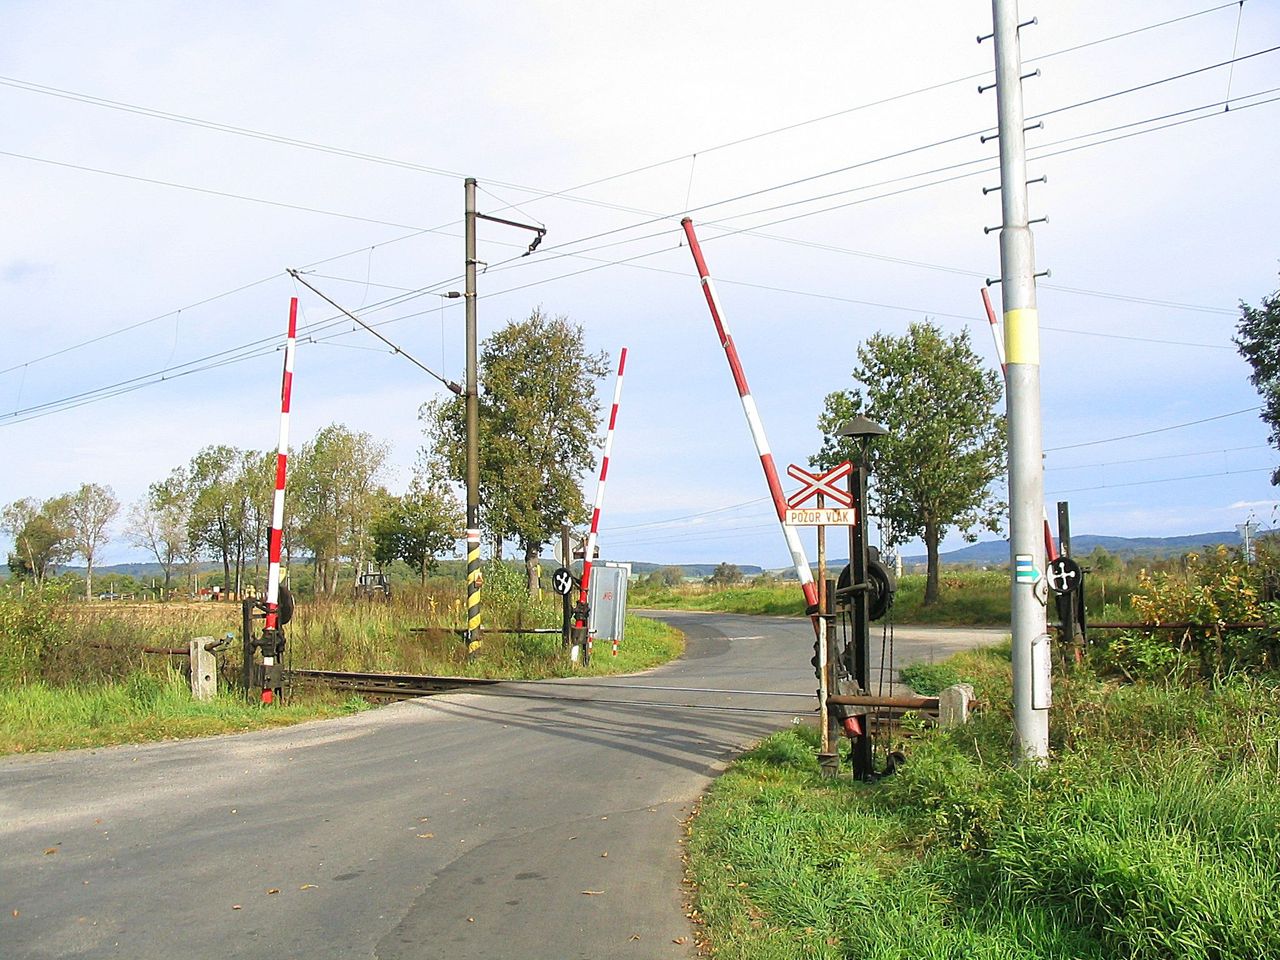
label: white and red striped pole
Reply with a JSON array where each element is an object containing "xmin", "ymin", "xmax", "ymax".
[
  {"xmin": 575, "ymin": 347, "xmax": 628, "ymax": 661},
  {"xmin": 983, "ymin": 287, "xmax": 1059, "ymax": 560},
  {"xmin": 682, "ymin": 218, "xmax": 819, "ymax": 611},
  {"xmin": 980, "ymin": 286, "xmax": 1008, "ymax": 378},
  {"xmin": 261, "ymin": 296, "xmax": 298, "ymax": 704}
]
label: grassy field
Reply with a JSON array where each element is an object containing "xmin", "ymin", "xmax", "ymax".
[
  {"xmin": 630, "ymin": 568, "xmax": 1143, "ymax": 624},
  {"xmin": 687, "ymin": 647, "xmax": 1280, "ymax": 959},
  {"xmin": 0, "ymin": 577, "xmax": 683, "ymax": 754},
  {"xmin": 0, "ymin": 675, "xmax": 368, "ymax": 754}
]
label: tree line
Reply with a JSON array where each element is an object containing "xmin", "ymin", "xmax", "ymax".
[
  {"xmin": 2, "ymin": 424, "xmax": 462, "ymax": 597},
  {"xmin": 4, "ymin": 309, "xmax": 611, "ymax": 599}
]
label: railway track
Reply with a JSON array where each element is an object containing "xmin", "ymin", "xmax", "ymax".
[{"xmin": 286, "ymin": 667, "xmax": 945, "ymax": 727}]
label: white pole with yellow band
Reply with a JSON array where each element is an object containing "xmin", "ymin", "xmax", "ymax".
[{"xmin": 990, "ymin": 0, "xmax": 1050, "ymax": 761}]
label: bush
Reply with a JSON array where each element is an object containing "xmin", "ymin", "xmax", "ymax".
[
  {"xmin": 0, "ymin": 585, "xmax": 70, "ymax": 684},
  {"xmin": 1096, "ymin": 547, "xmax": 1280, "ymax": 679}
]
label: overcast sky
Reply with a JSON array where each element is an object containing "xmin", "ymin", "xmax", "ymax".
[{"xmin": 3, "ymin": 0, "xmax": 1279, "ymax": 570}]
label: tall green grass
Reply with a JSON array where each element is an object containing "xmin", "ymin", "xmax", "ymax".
[
  {"xmin": 0, "ymin": 670, "xmax": 367, "ymax": 754},
  {"xmin": 689, "ymin": 657, "xmax": 1280, "ymax": 959},
  {"xmin": 0, "ymin": 574, "xmax": 683, "ymax": 754}
]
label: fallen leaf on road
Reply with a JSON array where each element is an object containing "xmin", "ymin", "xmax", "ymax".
[
  {"xmin": 266, "ymin": 889, "xmax": 279, "ymax": 895},
  {"xmin": 12, "ymin": 910, "xmax": 19, "ymax": 918},
  {"xmin": 628, "ymin": 934, "xmax": 640, "ymax": 941},
  {"xmin": 231, "ymin": 905, "xmax": 242, "ymax": 911},
  {"xmin": 418, "ymin": 817, "xmax": 429, "ymax": 823},
  {"xmin": 580, "ymin": 890, "xmax": 605, "ymax": 896},
  {"xmin": 673, "ymin": 936, "xmax": 688, "ymax": 944},
  {"xmin": 416, "ymin": 833, "xmax": 434, "ymax": 839},
  {"xmin": 600, "ymin": 852, "xmax": 608, "ymax": 858},
  {"xmin": 467, "ymin": 917, "xmax": 475, "ymax": 923},
  {"xmin": 43, "ymin": 848, "xmax": 57, "ymax": 856},
  {"xmin": 300, "ymin": 884, "xmax": 317, "ymax": 890}
]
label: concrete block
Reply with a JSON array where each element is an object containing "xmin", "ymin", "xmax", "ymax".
[
  {"xmin": 190, "ymin": 638, "xmax": 217, "ymax": 701},
  {"xmin": 938, "ymin": 683, "xmax": 975, "ymax": 728}
]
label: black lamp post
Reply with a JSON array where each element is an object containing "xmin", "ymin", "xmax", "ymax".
[{"xmin": 834, "ymin": 415, "xmax": 888, "ymax": 780}]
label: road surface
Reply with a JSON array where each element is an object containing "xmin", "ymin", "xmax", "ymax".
[{"xmin": 0, "ymin": 612, "xmax": 1002, "ymax": 959}]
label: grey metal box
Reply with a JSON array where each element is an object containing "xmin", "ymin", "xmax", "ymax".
[{"xmin": 587, "ymin": 562, "xmax": 630, "ymax": 642}]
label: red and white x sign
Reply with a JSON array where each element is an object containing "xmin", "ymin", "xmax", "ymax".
[{"xmin": 786, "ymin": 461, "xmax": 853, "ymax": 509}]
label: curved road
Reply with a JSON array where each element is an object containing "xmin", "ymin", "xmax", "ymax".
[{"xmin": 1, "ymin": 612, "xmax": 1001, "ymax": 959}]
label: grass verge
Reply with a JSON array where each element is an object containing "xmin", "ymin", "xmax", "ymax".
[
  {"xmin": 688, "ymin": 651, "xmax": 1280, "ymax": 959},
  {"xmin": 0, "ymin": 612, "xmax": 682, "ymax": 755},
  {"xmin": 0, "ymin": 671, "xmax": 369, "ymax": 755}
]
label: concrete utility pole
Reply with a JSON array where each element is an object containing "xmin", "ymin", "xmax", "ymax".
[
  {"xmin": 989, "ymin": 0, "xmax": 1050, "ymax": 760},
  {"xmin": 464, "ymin": 178, "xmax": 482, "ymax": 653}
]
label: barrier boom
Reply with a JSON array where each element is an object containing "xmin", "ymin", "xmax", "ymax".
[{"xmin": 681, "ymin": 218, "xmax": 818, "ymax": 610}]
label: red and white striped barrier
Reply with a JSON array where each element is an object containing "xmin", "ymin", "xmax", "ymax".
[
  {"xmin": 681, "ymin": 219, "xmax": 819, "ymax": 610},
  {"xmin": 576, "ymin": 347, "xmax": 628, "ymax": 659},
  {"xmin": 261, "ymin": 297, "xmax": 298, "ymax": 704}
]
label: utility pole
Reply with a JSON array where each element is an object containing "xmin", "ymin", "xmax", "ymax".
[
  {"xmin": 459, "ymin": 179, "xmax": 546, "ymax": 655},
  {"xmin": 988, "ymin": 0, "xmax": 1050, "ymax": 760},
  {"xmin": 464, "ymin": 178, "xmax": 482, "ymax": 655}
]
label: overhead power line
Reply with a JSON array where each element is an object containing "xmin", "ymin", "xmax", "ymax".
[
  {"xmin": 5, "ymin": 80, "xmax": 1275, "ymax": 426},
  {"xmin": 1045, "ymin": 407, "xmax": 1263, "ymax": 453},
  {"xmin": 0, "ymin": 1, "xmax": 1240, "ymax": 218},
  {"xmin": 7, "ymin": 67, "xmax": 1265, "ymax": 382},
  {"xmin": 1046, "ymin": 444, "xmax": 1268, "ymax": 472},
  {"xmin": 287, "ymin": 270, "xmax": 461, "ymax": 393},
  {"xmin": 1048, "ymin": 467, "xmax": 1272, "ymax": 495}
]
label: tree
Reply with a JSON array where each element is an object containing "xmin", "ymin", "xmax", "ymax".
[
  {"xmin": 813, "ymin": 321, "xmax": 1005, "ymax": 606},
  {"xmin": 187, "ymin": 445, "xmax": 240, "ymax": 593},
  {"xmin": 645, "ymin": 568, "xmax": 686, "ymax": 591},
  {"xmin": 3, "ymin": 495, "xmax": 73, "ymax": 585},
  {"xmin": 707, "ymin": 562, "xmax": 743, "ymax": 588},
  {"xmin": 421, "ymin": 308, "xmax": 610, "ymax": 592},
  {"xmin": 1235, "ymin": 278, "xmax": 1280, "ymax": 484},
  {"xmin": 127, "ymin": 468, "xmax": 191, "ymax": 595},
  {"xmin": 371, "ymin": 479, "xmax": 462, "ymax": 585},
  {"xmin": 66, "ymin": 483, "xmax": 120, "ymax": 599},
  {"xmin": 293, "ymin": 424, "xmax": 389, "ymax": 593}
]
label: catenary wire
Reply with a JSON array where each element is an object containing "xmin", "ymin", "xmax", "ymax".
[
  {"xmin": 8, "ymin": 70, "xmax": 1263, "ymax": 380},
  {"xmin": 1045, "ymin": 407, "xmax": 1263, "ymax": 453},
  {"xmin": 7, "ymin": 86, "xmax": 1275, "ymax": 425}
]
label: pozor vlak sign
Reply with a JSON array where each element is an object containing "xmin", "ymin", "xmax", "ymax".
[{"xmin": 784, "ymin": 462, "xmax": 855, "ymax": 526}]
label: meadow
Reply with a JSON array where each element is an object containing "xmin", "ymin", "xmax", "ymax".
[
  {"xmin": 630, "ymin": 566, "xmax": 1144, "ymax": 624},
  {"xmin": 0, "ymin": 565, "xmax": 682, "ymax": 754}
]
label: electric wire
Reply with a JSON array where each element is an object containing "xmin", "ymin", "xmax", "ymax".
[
  {"xmin": 1048, "ymin": 466, "xmax": 1272, "ymax": 495},
  {"xmin": 7, "ymin": 82, "xmax": 1276, "ymax": 425},
  {"xmin": 1045, "ymin": 406, "xmax": 1262, "ymax": 453},
  {"xmin": 8, "ymin": 69, "xmax": 1264, "ymax": 383},
  {"xmin": 1047, "ymin": 444, "xmax": 1268, "ymax": 472},
  {"xmin": 0, "ymin": 2, "xmax": 1239, "ymax": 221},
  {"xmin": 0, "ymin": 148, "xmax": 432, "ymax": 232}
]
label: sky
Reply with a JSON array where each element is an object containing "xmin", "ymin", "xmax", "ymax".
[{"xmin": 2, "ymin": 0, "xmax": 1279, "ymax": 572}]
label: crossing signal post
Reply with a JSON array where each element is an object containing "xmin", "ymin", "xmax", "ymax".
[{"xmin": 835, "ymin": 416, "xmax": 889, "ymax": 780}]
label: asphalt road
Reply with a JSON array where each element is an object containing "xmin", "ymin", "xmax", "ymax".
[{"xmin": 0, "ymin": 612, "xmax": 1002, "ymax": 960}]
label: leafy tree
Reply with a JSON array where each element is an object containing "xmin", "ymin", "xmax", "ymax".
[
  {"xmin": 187, "ymin": 445, "xmax": 240, "ymax": 593},
  {"xmin": 707, "ymin": 562, "xmax": 743, "ymax": 587},
  {"xmin": 421, "ymin": 309, "xmax": 610, "ymax": 593},
  {"xmin": 813, "ymin": 321, "xmax": 1004, "ymax": 606},
  {"xmin": 126, "ymin": 467, "xmax": 190, "ymax": 594},
  {"xmin": 3, "ymin": 495, "xmax": 73, "ymax": 585},
  {"xmin": 1235, "ymin": 278, "xmax": 1280, "ymax": 484},
  {"xmin": 66, "ymin": 483, "xmax": 120, "ymax": 599},
  {"xmin": 371, "ymin": 479, "xmax": 462, "ymax": 585},
  {"xmin": 294, "ymin": 424, "xmax": 389, "ymax": 593},
  {"xmin": 642, "ymin": 565, "xmax": 685, "ymax": 588}
]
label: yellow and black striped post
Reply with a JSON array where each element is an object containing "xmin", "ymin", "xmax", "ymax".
[{"xmin": 465, "ymin": 528, "xmax": 482, "ymax": 656}]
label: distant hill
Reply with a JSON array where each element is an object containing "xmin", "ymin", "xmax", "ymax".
[{"xmin": 901, "ymin": 530, "xmax": 1248, "ymax": 567}]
